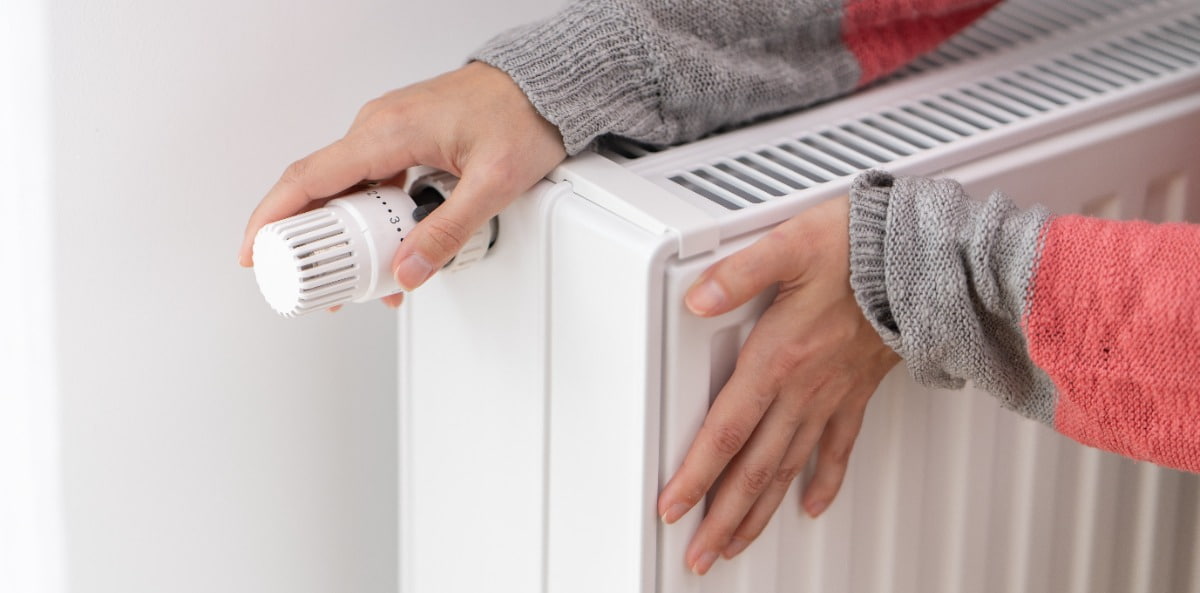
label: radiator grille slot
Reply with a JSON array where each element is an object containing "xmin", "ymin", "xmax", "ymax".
[{"xmin": 668, "ymin": 7, "xmax": 1200, "ymax": 210}]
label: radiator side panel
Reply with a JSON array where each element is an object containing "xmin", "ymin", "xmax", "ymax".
[
  {"xmin": 544, "ymin": 195, "xmax": 673, "ymax": 593},
  {"xmin": 399, "ymin": 181, "xmax": 567, "ymax": 593}
]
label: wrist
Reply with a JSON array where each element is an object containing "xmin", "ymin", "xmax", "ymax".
[
  {"xmin": 458, "ymin": 61, "xmax": 566, "ymax": 157},
  {"xmin": 848, "ymin": 171, "xmax": 899, "ymax": 350}
]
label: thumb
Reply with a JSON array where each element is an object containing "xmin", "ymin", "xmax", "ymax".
[
  {"xmin": 685, "ymin": 219, "xmax": 811, "ymax": 317},
  {"xmin": 391, "ymin": 172, "xmax": 504, "ymax": 291}
]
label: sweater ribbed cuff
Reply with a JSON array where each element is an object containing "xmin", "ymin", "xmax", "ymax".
[
  {"xmin": 849, "ymin": 170, "xmax": 901, "ymax": 352},
  {"xmin": 469, "ymin": 1, "xmax": 664, "ymax": 155}
]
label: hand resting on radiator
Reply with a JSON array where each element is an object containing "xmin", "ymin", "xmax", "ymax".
[
  {"xmin": 657, "ymin": 196, "xmax": 901, "ymax": 575},
  {"xmin": 238, "ymin": 61, "xmax": 567, "ymax": 305}
]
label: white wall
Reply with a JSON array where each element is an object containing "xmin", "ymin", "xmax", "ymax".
[{"xmin": 5, "ymin": 0, "xmax": 561, "ymax": 592}]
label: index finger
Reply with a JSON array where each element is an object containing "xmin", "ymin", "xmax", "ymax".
[{"xmin": 238, "ymin": 137, "xmax": 413, "ymax": 266}]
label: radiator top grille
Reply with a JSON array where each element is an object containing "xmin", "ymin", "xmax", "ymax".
[
  {"xmin": 896, "ymin": 0, "xmax": 1177, "ymax": 76},
  {"xmin": 604, "ymin": 0, "xmax": 1200, "ymax": 212}
]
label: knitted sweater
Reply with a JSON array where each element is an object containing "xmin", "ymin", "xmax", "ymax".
[
  {"xmin": 851, "ymin": 172, "xmax": 1200, "ymax": 473},
  {"xmin": 473, "ymin": 0, "xmax": 998, "ymax": 153},
  {"xmin": 471, "ymin": 0, "xmax": 1200, "ymax": 473}
]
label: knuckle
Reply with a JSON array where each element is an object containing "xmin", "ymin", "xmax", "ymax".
[
  {"xmin": 733, "ymin": 528, "xmax": 764, "ymax": 547},
  {"xmin": 362, "ymin": 101, "xmax": 415, "ymax": 135},
  {"xmin": 380, "ymin": 103, "xmax": 413, "ymax": 127},
  {"xmin": 827, "ymin": 321, "xmax": 859, "ymax": 350},
  {"xmin": 847, "ymin": 391, "xmax": 872, "ymax": 415},
  {"xmin": 823, "ymin": 442, "xmax": 853, "ymax": 469},
  {"xmin": 764, "ymin": 224, "xmax": 801, "ymax": 254},
  {"xmin": 357, "ymin": 96, "xmax": 386, "ymax": 119},
  {"xmin": 731, "ymin": 236, "xmax": 780, "ymax": 277},
  {"xmin": 810, "ymin": 372, "xmax": 850, "ymax": 407},
  {"xmin": 418, "ymin": 216, "xmax": 472, "ymax": 259},
  {"xmin": 765, "ymin": 343, "xmax": 808, "ymax": 380},
  {"xmin": 831, "ymin": 373, "xmax": 857, "ymax": 400},
  {"xmin": 359, "ymin": 114, "xmax": 402, "ymax": 144},
  {"xmin": 775, "ymin": 463, "xmax": 803, "ymax": 485},
  {"xmin": 708, "ymin": 424, "xmax": 748, "ymax": 458},
  {"xmin": 763, "ymin": 224, "xmax": 793, "ymax": 247},
  {"xmin": 739, "ymin": 464, "xmax": 774, "ymax": 495},
  {"xmin": 735, "ymin": 510, "xmax": 778, "ymax": 544},
  {"xmin": 763, "ymin": 223, "xmax": 809, "ymax": 279},
  {"xmin": 719, "ymin": 260, "xmax": 758, "ymax": 293},
  {"xmin": 472, "ymin": 155, "xmax": 522, "ymax": 194},
  {"xmin": 281, "ymin": 159, "xmax": 311, "ymax": 186}
]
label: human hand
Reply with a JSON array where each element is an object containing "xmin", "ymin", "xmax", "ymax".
[
  {"xmin": 656, "ymin": 196, "xmax": 901, "ymax": 575},
  {"xmin": 238, "ymin": 61, "xmax": 567, "ymax": 307}
]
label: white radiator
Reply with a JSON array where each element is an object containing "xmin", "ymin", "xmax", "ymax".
[{"xmin": 398, "ymin": 1, "xmax": 1200, "ymax": 591}]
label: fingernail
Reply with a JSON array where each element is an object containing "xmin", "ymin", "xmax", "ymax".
[
  {"xmin": 661, "ymin": 502, "xmax": 690, "ymax": 524},
  {"xmin": 690, "ymin": 551, "xmax": 717, "ymax": 575},
  {"xmin": 393, "ymin": 253, "xmax": 434, "ymax": 291},
  {"xmin": 805, "ymin": 499, "xmax": 828, "ymax": 518},
  {"xmin": 722, "ymin": 538, "xmax": 750, "ymax": 559},
  {"xmin": 686, "ymin": 280, "xmax": 725, "ymax": 315}
]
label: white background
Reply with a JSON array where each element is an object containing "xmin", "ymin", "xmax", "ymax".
[{"xmin": 2, "ymin": 0, "xmax": 560, "ymax": 591}]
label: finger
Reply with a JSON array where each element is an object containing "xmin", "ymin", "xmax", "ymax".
[
  {"xmin": 349, "ymin": 95, "xmax": 386, "ymax": 132},
  {"xmin": 682, "ymin": 401, "xmax": 814, "ymax": 575},
  {"xmin": 381, "ymin": 170, "xmax": 408, "ymax": 189},
  {"xmin": 239, "ymin": 137, "xmax": 414, "ymax": 266},
  {"xmin": 390, "ymin": 168, "xmax": 508, "ymax": 291},
  {"xmin": 380, "ymin": 292, "xmax": 405, "ymax": 309},
  {"xmin": 801, "ymin": 394, "xmax": 869, "ymax": 518},
  {"xmin": 657, "ymin": 297, "xmax": 826, "ymax": 525},
  {"xmin": 721, "ymin": 416, "xmax": 824, "ymax": 560},
  {"xmin": 685, "ymin": 220, "xmax": 810, "ymax": 317},
  {"xmin": 657, "ymin": 361, "xmax": 777, "ymax": 525}
]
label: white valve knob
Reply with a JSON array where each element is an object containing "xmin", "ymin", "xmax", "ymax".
[{"xmin": 252, "ymin": 173, "xmax": 496, "ymax": 317}]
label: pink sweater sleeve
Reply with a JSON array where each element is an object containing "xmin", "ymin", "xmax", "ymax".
[
  {"xmin": 842, "ymin": 0, "xmax": 1000, "ymax": 85},
  {"xmin": 850, "ymin": 172, "xmax": 1200, "ymax": 474},
  {"xmin": 1025, "ymin": 217, "xmax": 1200, "ymax": 472}
]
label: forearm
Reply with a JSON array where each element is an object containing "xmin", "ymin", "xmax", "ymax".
[
  {"xmin": 471, "ymin": 0, "xmax": 1000, "ymax": 154},
  {"xmin": 849, "ymin": 171, "xmax": 1056, "ymax": 419},
  {"xmin": 1026, "ymin": 216, "xmax": 1200, "ymax": 469},
  {"xmin": 849, "ymin": 170, "xmax": 1200, "ymax": 472}
]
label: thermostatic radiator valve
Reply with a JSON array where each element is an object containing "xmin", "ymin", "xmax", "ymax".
[{"xmin": 252, "ymin": 171, "xmax": 497, "ymax": 317}]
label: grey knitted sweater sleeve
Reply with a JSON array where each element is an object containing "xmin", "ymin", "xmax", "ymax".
[
  {"xmin": 471, "ymin": 0, "xmax": 868, "ymax": 154},
  {"xmin": 848, "ymin": 170, "xmax": 1058, "ymax": 423},
  {"xmin": 471, "ymin": 0, "xmax": 1000, "ymax": 153}
]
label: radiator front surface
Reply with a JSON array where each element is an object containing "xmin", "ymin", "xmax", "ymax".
[
  {"xmin": 400, "ymin": 1, "xmax": 1200, "ymax": 591},
  {"xmin": 655, "ymin": 88, "xmax": 1200, "ymax": 593}
]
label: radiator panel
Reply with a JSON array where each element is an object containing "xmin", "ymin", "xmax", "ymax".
[
  {"xmin": 662, "ymin": 325, "xmax": 1200, "ymax": 593},
  {"xmin": 656, "ymin": 94, "xmax": 1200, "ymax": 593},
  {"xmin": 399, "ymin": 1, "xmax": 1200, "ymax": 591}
]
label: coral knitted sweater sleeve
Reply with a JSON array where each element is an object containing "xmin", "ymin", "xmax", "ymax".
[
  {"xmin": 849, "ymin": 171, "xmax": 1200, "ymax": 473},
  {"xmin": 471, "ymin": 0, "xmax": 998, "ymax": 154}
]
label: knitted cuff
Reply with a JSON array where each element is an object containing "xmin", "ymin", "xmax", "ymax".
[
  {"xmin": 469, "ymin": 0, "xmax": 664, "ymax": 155},
  {"xmin": 849, "ymin": 170, "xmax": 901, "ymax": 352}
]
